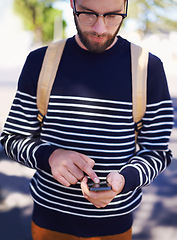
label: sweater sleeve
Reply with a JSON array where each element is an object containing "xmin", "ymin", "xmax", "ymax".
[
  {"xmin": 119, "ymin": 54, "xmax": 174, "ymax": 194},
  {"xmin": 0, "ymin": 48, "xmax": 58, "ymax": 172}
]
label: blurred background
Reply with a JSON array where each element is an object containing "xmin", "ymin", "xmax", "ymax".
[{"xmin": 0, "ymin": 0, "xmax": 177, "ymax": 239}]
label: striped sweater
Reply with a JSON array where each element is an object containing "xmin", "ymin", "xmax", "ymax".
[{"xmin": 1, "ymin": 36, "xmax": 174, "ymax": 237}]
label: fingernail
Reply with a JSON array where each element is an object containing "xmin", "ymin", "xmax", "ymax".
[{"xmin": 94, "ymin": 178, "xmax": 100, "ymax": 183}]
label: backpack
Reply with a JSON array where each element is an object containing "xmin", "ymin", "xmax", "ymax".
[{"xmin": 36, "ymin": 39, "xmax": 148, "ymax": 142}]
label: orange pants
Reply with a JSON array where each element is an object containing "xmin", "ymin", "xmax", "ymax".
[{"xmin": 31, "ymin": 221, "xmax": 132, "ymax": 240}]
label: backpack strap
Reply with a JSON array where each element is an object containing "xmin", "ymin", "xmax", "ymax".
[
  {"xmin": 131, "ymin": 43, "xmax": 149, "ymax": 143},
  {"xmin": 36, "ymin": 39, "xmax": 148, "ymax": 140},
  {"xmin": 37, "ymin": 39, "xmax": 67, "ymax": 124}
]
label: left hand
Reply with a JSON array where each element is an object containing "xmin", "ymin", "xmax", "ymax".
[{"xmin": 81, "ymin": 171, "xmax": 125, "ymax": 208}]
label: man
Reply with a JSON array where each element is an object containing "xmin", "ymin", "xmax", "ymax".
[{"xmin": 0, "ymin": 0, "xmax": 174, "ymax": 239}]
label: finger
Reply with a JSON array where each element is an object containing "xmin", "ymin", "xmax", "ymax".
[
  {"xmin": 55, "ymin": 175, "xmax": 71, "ymax": 187},
  {"xmin": 76, "ymin": 158, "xmax": 99, "ymax": 184},
  {"xmin": 107, "ymin": 172, "xmax": 125, "ymax": 193},
  {"xmin": 52, "ymin": 167, "xmax": 79, "ymax": 186},
  {"xmin": 81, "ymin": 177, "xmax": 102, "ymax": 202},
  {"xmin": 62, "ymin": 170, "xmax": 80, "ymax": 185},
  {"xmin": 79, "ymin": 153, "xmax": 95, "ymax": 168},
  {"xmin": 68, "ymin": 164, "xmax": 85, "ymax": 181},
  {"xmin": 81, "ymin": 176, "xmax": 88, "ymax": 190},
  {"xmin": 81, "ymin": 176, "xmax": 89, "ymax": 197}
]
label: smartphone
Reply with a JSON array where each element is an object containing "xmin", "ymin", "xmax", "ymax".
[{"xmin": 88, "ymin": 180, "xmax": 111, "ymax": 191}]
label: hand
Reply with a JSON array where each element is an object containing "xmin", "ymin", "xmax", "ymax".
[
  {"xmin": 107, "ymin": 171, "xmax": 125, "ymax": 193},
  {"xmin": 81, "ymin": 171, "xmax": 125, "ymax": 208},
  {"xmin": 49, "ymin": 149, "xmax": 99, "ymax": 187}
]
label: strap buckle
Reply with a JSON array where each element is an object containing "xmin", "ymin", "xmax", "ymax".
[
  {"xmin": 37, "ymin": 111, "xmax": 45, "ymax": 125},
  {"xmin": 135, "ymin": 120, "xmax": 143, "ymax": 132}
]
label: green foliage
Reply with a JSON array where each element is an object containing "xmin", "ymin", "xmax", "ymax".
[
  {"xmin": 128, "ymin": 0, "xmax": 177, "ymax": 33},
  {"xmin": 13, "ymin": 0, "xmax": 66, "ymax": 43},
  {"xmin": 13, "ymin": 0, "xmax": 177, "ymax": 40}
]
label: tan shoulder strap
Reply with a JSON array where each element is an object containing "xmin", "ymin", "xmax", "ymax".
[
  {"xmin": 131, "ymin": 43, "xmax": 149, "ymax": 141},
  {"xmin": 37, "ymin": 39, "xmax": 67, "ymax": 124}
]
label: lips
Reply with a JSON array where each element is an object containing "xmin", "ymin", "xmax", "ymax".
[{"xmin": 89, "ymin": 35, "xmax": 106, "ymax": 43}]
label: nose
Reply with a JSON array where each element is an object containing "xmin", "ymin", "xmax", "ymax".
[{"xmin": 92, "ymin": 16, "xmax": 107, "ymax": 35}]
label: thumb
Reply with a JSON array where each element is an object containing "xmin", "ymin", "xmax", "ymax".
[{"xmin": 107, "ymin": 171, "xmax": 125, "ymax": 193}]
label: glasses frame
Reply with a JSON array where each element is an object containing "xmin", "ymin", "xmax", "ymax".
[{"xmin": 73, "ymin": 0, "xmax": 128, "ymax": 26}]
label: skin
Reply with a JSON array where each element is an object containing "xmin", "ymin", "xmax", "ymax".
[
  {"xmin": 49, "ymin": 149, "xmax": 99, "ymax": 186},
  {"xmin": 81, "ymin": 173, "xmax": 125, "ymax": 208},
  {"xmin": 49, "ymin": 0, "xmax": 126, "ymax": 208},
  {"xmin": 71, "ymin": 0, "xmax": 126, "ymax": 53}
]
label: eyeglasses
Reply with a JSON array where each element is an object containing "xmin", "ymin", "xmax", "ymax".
[{"xmin": 73, "ymin": 0, "xmax": 128, "ymax": 27}]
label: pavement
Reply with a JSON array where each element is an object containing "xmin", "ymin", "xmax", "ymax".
[{"xmin": 0, "ymin": 42, "xmax": 177, "ymax": 240}]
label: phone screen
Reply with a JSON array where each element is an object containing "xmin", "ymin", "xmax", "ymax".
[{"xmin": 88, "ymin": 181, "xmax": 111, "ymax": 191}]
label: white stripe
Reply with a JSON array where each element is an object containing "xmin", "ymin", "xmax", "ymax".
[
  {"xmin": 94, "ymin": 162, "xmax": 128, "ymax": 167},
  {"xmin": 26, "ymin": 142, "xmax": 36, "ymax": 168},
  {"xmin": 14, "ymin": 96, "xmax": 36, "ymax": 105},
  {"xmin": 120, "ymin": 163, "xmax": 144, "ymax": 187},
  {"xmin": 145, "ymin": 107, "xmax": 174, "ymax": 114},
  {"xmin": 18, "ymin": 138, "xmax": 31, "ymax": 165},
  {"xmin": 8, "ymin": 116, "xmax": 38, "ymax": 125},
  {"xmin": 138, "ymin": 141, "xmax": 168, "ymax": 146},
  {"xmin": 37, "ymin": 171, "xmax": 82, "ymax": 193},
  {"xmin": 30, "ymin": 183, "xmax": 142, "ymax": 215},
  {"xmin": 132, "ymin": 155, "xmax": 162, "ymax": 179},
  {"xmin": 43, "ymin": 127, "xmax": 135, "ymax": 140},
  {"xmin": 44, "ymin": 120, "xmax": 134, "ymax": 132},
  {"xmin": 32, "ymin": 143, "xmax": 50, "ymax": 169},
  {"xmin": 37, "ymin": 171, "xmax": 134, "ymax": 199},
  {"xmin": 146, "ymin": 100, "xmax": 173, "ymax": 108},
  {"xmin": 131, "ymin": 162, "xmax": 149, "ymax": 186},
  {"xmin": 46, "ymin": 116, "xmax": 134, "ymax": 126},
  {"xmin": 89, "ymin": 154, "xmax": 133, "ymax": 160},
  {"xmin": 49, "ymin": 102, "xmax": 132, "ymax": 113},
  {"xmin": 50, "ymin": 95, "xmax": 132, "ymax": 106},
  {"xmin": 143, "ymin": 114, "xmax": 174, "ymax": 121},
  {"xmin": 31, "ymin": 195, "xmax": 142, "ymax": 218},
  {"xmin": 143, "ymin": 122, "xmax": 173, "ymax": 128},
  {"xmin": 41, "ymin": 133, "xmax": 135, "ymax": 147},
  {"xmin": 10, "ymin": 109, "xmax": 37, "ymax": 118},
  {"xmin": 42, "ymin": 140, "xmax": 135, "ymax": 153},
  {"xmin": 5, "ymin": 122, "xmax": 39, "ymax": 131},
  {"xmin": 140, "ymin": 129, "xmax": 171, "ymax": 134},
  {"xmin": 3, "ymin": 127, "xmax": 33, "ymax": 136},
  {"xmin": 12, "ymin": 103, "xmax": 37, "ymax": 112},
  {"xmin": 35, "ymin": 177, "xmax": 138, "ymax": 206},
  {"xmin": 48, "ymin": 109, "xmax": 132, "ymax": 120},
  {"xmin": 17, "ymin": 90, "xmax": 36, "ymax": 99},
  {"xmin": 33, "ymin": 178, "xmax": 90, "ymax": 205},
  {"xmin": 138, "ymin": 135, "xmax": 169, "ymax": 140}
]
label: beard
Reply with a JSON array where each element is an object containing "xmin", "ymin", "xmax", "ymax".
[{"xmin": 74, "ymin": 16, "xmax": 123, "ymax": 53}]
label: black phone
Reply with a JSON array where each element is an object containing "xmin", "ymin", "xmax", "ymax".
[{"xmin": 88, "ymin": 180, "xmax": 111, "ymax": 191}]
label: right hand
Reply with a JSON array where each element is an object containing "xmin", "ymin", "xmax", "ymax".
[{"xmin": 49, "ymin": 149, "xmax": 100, "ymax": 187}]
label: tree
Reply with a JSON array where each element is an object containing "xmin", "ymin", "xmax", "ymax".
[
  {"xmin": 128, "ymin": 0, "xmax": 177, "ymax": 34},
  {"xmin": 13, "ymin": 0, "xmax": 177, "ymax": 42},
  {"xmin": 13, "ymin": 0, "xmax": 66, "ymax": 43}
]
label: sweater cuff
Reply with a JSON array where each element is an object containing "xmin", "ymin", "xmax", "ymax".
[
  {"xmin": 120, "ymin": 166, "xmax": 140, "ymax": 194},
  {"xmin": 34, "ymin": 144, "xmax": 58, "ymax": 172}
]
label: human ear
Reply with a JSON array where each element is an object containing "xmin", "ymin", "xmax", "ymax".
[{"xmin": 70, "ymin": 0, "xmax": 74, "ymax": 9}]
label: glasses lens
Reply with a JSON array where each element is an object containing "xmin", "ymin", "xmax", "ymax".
[
  {"xmin": 105, "ymin": 15, "xmax": 123, "ymax": 26},
  {"xmin": 79, "ymin": 13, "xmax": 97, "ymax": 25},
  {"xmin": 77, "ymin": 13, "xmax": 124, "ymax": 26}
]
